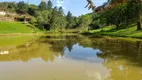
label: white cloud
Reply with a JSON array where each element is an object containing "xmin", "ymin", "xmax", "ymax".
[{"xmin": 56, "ymin": 0, "xmax": 64, "ymax": 7}]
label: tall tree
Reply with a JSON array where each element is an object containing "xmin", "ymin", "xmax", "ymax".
[
  {"xmin": 39, "ymin": 1, "xmax": 46, "ymax": 10},
  {"xmin": 58, "ymin": 7, "xmax": 64, "ymax": 15},
  {"xmin": 58, "ymin": 7, "xmax": 67, "ymax": 30},
  {"xmin": 50, "ymin": 6, "xmax": 58, "ymax": 31},
  {"xmin": 47, "ymin": 0, "xmax": 53, "ymax": 10},
  {"xmin": 28, "ymin": 4, "xmax": 38, "ymax": 16},
  {"xmin": 66, "ymin": 11, "xmax": 76, "ymax": 29},
  {"xmin": 135, "ymin": 0, "xmax": 142, "ymax": 30},
  {"xmin": 17, "ymin": 1, "xmax": 28, "ymax": 14},
  {"xmin": 35, "ymin": 10, "xmax": 51, "ymax": 30},
  {"xmin": 66, "ymin": 11, "xmax": 72, "ymax": 20},
  {"xmin": 50, "ymin": 6, "xmax": 67, "ymax": 31},
  {"xmin": 77, "ymin": 14, "xmax": 92, "ymax": 31}
]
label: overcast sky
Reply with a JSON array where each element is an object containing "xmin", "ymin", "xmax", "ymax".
[{"xmin": 0, "ymin": 0, "xmax": 107, "ymax": 16}]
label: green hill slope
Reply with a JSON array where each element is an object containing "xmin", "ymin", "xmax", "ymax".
[
  {"xmin": 0, "ymin": 22, "xmax": 40, "ymax": 33},
  {"xmin": 82, "ymin": 26, "xmax": 142, "ymax": 38}
]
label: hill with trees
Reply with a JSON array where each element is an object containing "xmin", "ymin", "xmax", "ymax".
[
  {"xmin": 1, "ymin": 0, "xmax": 142, "ymax": 39},
  {"xmin": 81, "ymin": 0, "xmax": 142, "ymax": 38},
  {"xmin": 0, "ymin": 1, "xmax": 96, "ymax": 33}
]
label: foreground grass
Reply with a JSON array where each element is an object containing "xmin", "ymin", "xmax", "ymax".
[
  {"xmin": 81, "ymin": 25, "xmax": 142, "ymax": 39},
  {"xmin": 0, "ymin": 21, "xmax": 41, "ymax": 33}
]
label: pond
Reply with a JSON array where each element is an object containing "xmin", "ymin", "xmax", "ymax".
[{"xmin": 0, "ymin": 34, "xmax": 142, "ymax": 80}]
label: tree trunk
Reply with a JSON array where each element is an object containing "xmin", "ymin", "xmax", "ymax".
[
  {"xmin": 137, "ymin": 20, "xmax": 142, "ymax": 30},
  {"xmin": 137, "ymin": 12, "xmax": 142, "ymax": 30},
  {"xmin": 116, "ymin": 24, "xmax": 119, "ymax": 30},
  {"xmin": 137, "ymin": 0, "xmax": 142, "ymax": 30},
  {"xmin": 117, "ymin": 25, "xmax": 119, "ymax": 30}
]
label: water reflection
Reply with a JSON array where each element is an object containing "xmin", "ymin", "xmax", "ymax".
[
  {"xmin": 64, "ymin": 43, "xmax": 103, "ymax": 63},
  {"xmin": 0, "ymin": 35, "xmax": 142, "ymax": 80},
  {"xmin": 0, "ymin": 51, "xmax": 9, "ymax": 55},
  {"xmin": 0, "ymin": 36, "xmax": 103, "ymax": 63}
]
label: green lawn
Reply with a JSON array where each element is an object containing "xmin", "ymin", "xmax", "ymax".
[
  {"xmin": 0, "ymin": 22, "xmax": 40, "ymax": 33},
  {"xmin": 81, "ymin": 25, "xmax": 142, "ymax": 38}
]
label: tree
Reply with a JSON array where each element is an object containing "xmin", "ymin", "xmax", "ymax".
[
  {"xmin": 35, "ymin": 10, "xmax": 51, "ymax": 30},
  {"xmin": 17, "ymin": 1, "xmax": 28, "ymax": 14},
  {"xmin": 47, "ymin": 0, "xmax": 53, "ymax": 10},
  {"xmin": 7, "ymin": 2, "xmax": 17, "ymax": 12},
  {"xmin": 132, "ymin": 0, "xmax": 142, "ymax": 30},
  {"xmin": 50, "ymin": 6, "xmax": 67, "ymax": 31},
  {"xmin": 50, "ymin": 6, "xmax": 58, "ymax": 31},
  {"xmin": 85, "ymin": 0, "xmax": 142, "ymax": 30},
  {"xmin": 66, "ymin": 11, "xmax": 76, "ymax": 29},
  {"xmin": 0, "ymin": 2, "xmax": 17, "ymax": 12},
  {"xmin": 58, "ymin": 7, "xmax": 64, "ymax": 15},
  {"xmin": 58, "ymin": 7, "xmax": 67, "ymax": 30},
  {"xmin": 28, "ymin": 4, "xmax": 38, "ymax": 16},
  {"xmin": 66, "ymin": 11, "xmax": 72, "ymax": 20},
  {"xmin": 0, "ymin": 2, "xmax": 8, "ymax": 11},
  {"xmin": 101, "ymin": 4, "xmax": 127, "ymax": 30},
  {"xmin": 77, "ymin": 14, "xmax": 92, "ymax": 31},
  {"xmin": 108, "ymin": 0, "xmax": 142, "ymax": 30},
  {"xmin": 39, "ymin": 1, "xmax": 46, "ymax": 10},
  {"xmin": 89, "ymin": 13, "xmax": 103, "ymax": 29}
]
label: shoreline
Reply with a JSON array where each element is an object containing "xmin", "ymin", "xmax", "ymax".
[{"xmin": 81, "ymin": 32, "xmax": 142, "ymax": 39}]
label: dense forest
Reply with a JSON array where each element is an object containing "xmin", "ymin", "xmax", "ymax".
[{"xmin": 0, "ymin": 0, "xmax": 142, "ymax": 32}]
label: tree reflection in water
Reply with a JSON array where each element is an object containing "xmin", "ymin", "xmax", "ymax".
[{"xmin": 0, "ymin": 35, "xmax": 142, "ymax": 80}]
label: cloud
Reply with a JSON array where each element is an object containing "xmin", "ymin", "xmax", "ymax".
[{"xmin": 56, "ymin": 0, "xmax": 64, "ymax": 7}]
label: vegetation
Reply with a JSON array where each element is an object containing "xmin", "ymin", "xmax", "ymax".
[
  {"xmin": 1, "ymin": 1, "xmax": 142, "ymax": 80},
  {"xmin": 0, "ymin": 22, "xmax": 40, "ymax": 33},
  {"xmin": 0, "ymin": 1, "xmax": 94, "ymax": 32},
  {"xmin": 80, "ymin": 0, "xmax": 142, "ymax": 39},
  {"xmin": 1, "ymin": 0, "xmax": 142, "ymax": 39},
  {"xmin": 81, "ymin": 25, "xmax": 142, "ymax": 38}
]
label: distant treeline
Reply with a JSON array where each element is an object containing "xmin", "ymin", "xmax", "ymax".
[{"xmin": 0, "ymin": 1, "xmax": 94, "ymax": 31}]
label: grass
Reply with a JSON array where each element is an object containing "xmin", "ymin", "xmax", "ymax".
[
  {"xmin": 81, "ymin": 25, "xmax": 142, "ymax": 39},
  {"xmin": 0, "ymin": 21, "xmax": 41, "ymax": 33}
]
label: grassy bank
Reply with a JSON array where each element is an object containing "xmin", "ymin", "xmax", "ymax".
[
  {"xmin": 0, "ymin": 21, "xmax": 41, "ymax": 34},
  {"xmin": 81, "ymin": 25, "xmax": 142, "ymax": 39}
]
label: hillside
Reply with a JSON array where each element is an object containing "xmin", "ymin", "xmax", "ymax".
[
  {"xmin": 0, "ymin": 22, "xmax": 40, "ymax": 33},
  {"xmin": 82, "ymin": 26, "xmax": 142, "ymax": 39}
]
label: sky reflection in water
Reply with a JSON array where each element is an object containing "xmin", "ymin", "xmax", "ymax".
[
  {"xmin": 0, "ymin": 35, "xmax": 142, "ymax": 80},
  {"xmin": 64, "ymin": 43, "xmax": 103, "ymax": 63}
]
